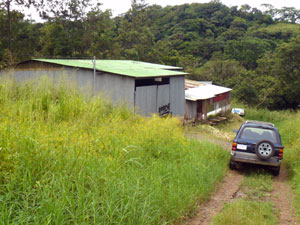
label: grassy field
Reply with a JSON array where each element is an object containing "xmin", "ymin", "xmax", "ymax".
[{"xmin": 0, "ymin": 78, "xmax": 229, "ymax": 224}]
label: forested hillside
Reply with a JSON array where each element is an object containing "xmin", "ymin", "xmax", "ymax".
[{"xmin": 1, "ymin": 0, "xmax": 300, "ymax": 109}]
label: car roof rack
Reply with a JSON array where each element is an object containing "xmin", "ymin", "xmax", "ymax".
[{"xmin": 245, "ymin": 120, "xmax": 275, "ymax": 127}]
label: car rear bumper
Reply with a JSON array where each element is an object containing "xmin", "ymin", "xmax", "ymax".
[{"xmin": 231, "ymin": 151, "xmax": 282, "ymax": 167}]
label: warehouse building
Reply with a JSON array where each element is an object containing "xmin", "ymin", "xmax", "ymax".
[
  {"xmin": 185, "ymin": 79, "xmax": 232, "ymax": 121},
  {"xmin": 4, "ymin": 59, "xmax": 187, "ymax": 116}
]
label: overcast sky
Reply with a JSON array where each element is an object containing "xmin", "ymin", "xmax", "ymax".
[
  {"xmin": 102, "ymin": 0, "xmax": 300, "ymax": 16},
  {"xmin": 19, "ymin": 0, "xmax": 300, "ymax": 21}
]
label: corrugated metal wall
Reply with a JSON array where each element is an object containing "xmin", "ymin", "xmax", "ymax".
[
  {"xmin": 157, "ymin": 84, "xmax": 170, "ymax": 115},
  {"xmin": 135, "ymin": 85, "xmax": 157, "ymax": 116},
  {"xmin": 1, "ymin": 68, "xmax": 94, "ymax": 92},
  {"xmin": 134, "ymin": 77, "xmax": 185, "ymax": 117},
  {"xmin": 170, "ymin": 76, "xmax": 185, "ymax": 116},
  {"xmin": 1, "ymin": 67, "xmax": 135, "ymax": 108},
  {"xmin": 135, "ymin": 84, "xmax": 171, "ymax": 116},
  {"xmin": 186, "ymin": 100, "xmax": 198, "ymax": 120},
  {"xmin": 94, "ymin": 73, "xmax": 135, "ymax": 108}
]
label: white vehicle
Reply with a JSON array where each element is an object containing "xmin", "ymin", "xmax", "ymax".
[{"xmin": 231, "ymin": 108, "xmax": 245, "ymax": 116}]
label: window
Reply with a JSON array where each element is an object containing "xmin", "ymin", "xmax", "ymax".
[{"xmin": 240, "ymin": 127, "xmax": 278, "ymax": 143}]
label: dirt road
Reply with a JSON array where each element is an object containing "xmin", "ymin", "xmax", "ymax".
[
  {"xmin": 186, "ymin": 170, "xmax": 244, "ymax": 225},
  {"xmin": 271, "ymin": 166, "xmax": 298, "ymax": 225},
  {"xmin": 185, "ymin": 133, "xmax": 298, "ymax": 225}
]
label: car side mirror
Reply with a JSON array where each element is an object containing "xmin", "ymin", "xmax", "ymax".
[{"xmin": 233, "ymin": 129, "xmax": 238, "ymax": 133}]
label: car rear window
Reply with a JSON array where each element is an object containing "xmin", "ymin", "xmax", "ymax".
[{"xmin": 239, "ymin": 127, "xmax": 278, "ymax": 143}]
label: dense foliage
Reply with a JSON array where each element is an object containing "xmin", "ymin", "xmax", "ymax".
[
  {"xmin": 0, "ymin": 78, "xmax": 228, "ymax": 224},
  {"xmin": 1, "ymin": 0, "xmax": 300, "ymax": 109}
]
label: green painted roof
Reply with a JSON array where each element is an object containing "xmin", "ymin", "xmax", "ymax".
[{"xmin": 33, "ymin": 59, "xmax": 187, "ymax": 78}]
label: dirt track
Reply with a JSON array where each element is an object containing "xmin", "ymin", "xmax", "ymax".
[
  {"xmin": 185, "ymin": 134, "xmax": 298, "ymax": 225},
  {"xmin": 186, "ymin": 170, "xmax": 244, "ymax": 225},
  {"xmin": 271, "ymin": 166, "xmax": 298, "ymax": 225}
]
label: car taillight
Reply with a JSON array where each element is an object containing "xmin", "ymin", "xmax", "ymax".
[
  {"xmin": 232, "ymin": 142, "xmax": 237, "ymax": 151},
  {"xmin": 279, "ymin": 148, "xmax": 283, "ymax": 158}
]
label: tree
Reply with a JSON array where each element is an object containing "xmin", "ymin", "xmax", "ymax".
[
  {"xmin": 40, "ymin": 22, "xmax": 71, "ymax": 57},
  {"xmin": 220, "ymin": 17, "xmax": 247, "ymax": 40},
  {"xmin": 0, "ymin": 0, "xmax": 44, "ymax": 49},
  {"xmin": 255, "ymin": 36, "xmax": 300, "ymax": 109},
  {"xmin": 272, "ymin": 36, "xmax": 300, "ymax": 108},
  {"xmin": 85, "ymin": 9, "xmax": 118, "ymax": 59},
  {"xmin": 194, "ymin": 59, "xmax": 245, "ymax": 87},
  {"xmin": 40, "ymin": 0, "xmax": 101, "ymax": 21},
  {"xmin": 275, "ymin": 7, "xmax": 300, "ymax": 23},
  {"xmin": 224, "ymin": 37, "xmax": 274, "ymax": 69},
  {"xmin": 116, "ymin": 0, "xmax": 155, "ymax": 61}
]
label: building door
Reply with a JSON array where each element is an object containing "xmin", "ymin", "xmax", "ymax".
[
  {"xmin": 135, "ymin": 84, "xmax": 171, "ymax": 116},
  {"xmin": 135, "ymin": 85, "xmax": 157, "ymax": 116},
  {"xmin": 157, "ymin": 84, "xmax": 170, "ymax": 116}
]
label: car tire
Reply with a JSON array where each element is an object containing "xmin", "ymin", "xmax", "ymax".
[
  {"xmin": 229, "ymin": 159, "xmax": 236, "ymax": 170},
  {"xmin": 272, "ymin": 166, "xmax": 280, "ymax": 176},
  {"xmin": 255, "ymin": 140, "xmax": 275, "ymax": 160}
]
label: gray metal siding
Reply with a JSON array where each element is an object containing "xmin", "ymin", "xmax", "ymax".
[
  {"xmin": 1, "ymin": 68, "xmax": 94, "ymax": 90},
  {"xmin": 170, "ymin": 76, "xmax": 185, "ymax": 116},
  {"xmin": 186, "ymin": 100, "xmax": 197, "ymax": 120},
  {"xmin": 1, "ymin": 68, "xmax": 135, "ymax": 108},
  {"xmin": 94, "ymin": 73, "xmax": 135, "ymax": 108},
  {"xmin": 157, "ymin": 84, "xmax": 170, "ymax": 115},
  {"xmin": 135, "ymin": 85, "xmax": 157, "ymax": 116}
]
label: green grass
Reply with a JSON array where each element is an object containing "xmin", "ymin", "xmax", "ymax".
[
  {"xmin": 210, "ymin": 200, "xmax": 277, "ymax": 225},
  {"xmin": 0, "ymin": 78, "xmax": 229, "ymax": 224},
  {"xmin": 275, "ymin": 113, "xmax": 300, "ymax": 221},
  {"xmin": 210, "ymin": 170, "xmax": 275, "ymax": 225},
  {"xmin": 240, "ymin": 170, "xmax": 273, "ymax": 201}
]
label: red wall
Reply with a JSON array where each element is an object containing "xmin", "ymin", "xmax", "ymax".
[{"xmin": 212, "ymin": 92, "xmax": 231, "ymax": 103}]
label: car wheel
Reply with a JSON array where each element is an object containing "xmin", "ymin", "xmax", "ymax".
[
  {"xmin": 229, "ymin": 159, "xmax": 236, "ymax": 170},
  {"xmin": 255, "ymin": 140, "xmax": 275, "ymax": 160},
  {"xmin": 272, "ymin": 166, "xmax": 280, "ymax": 176}
]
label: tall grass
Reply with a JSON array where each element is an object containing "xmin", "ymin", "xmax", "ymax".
[
  {"xmin": 231, "ymin": 100, "xmax": 294, "ymax": 124},
  {"xmin": 276, "ymin": 113, "xmax": 300, "ymax": 221},
  {"xmin": 0, "ymin": 78, "xmax": 228, "ymax": 224}
]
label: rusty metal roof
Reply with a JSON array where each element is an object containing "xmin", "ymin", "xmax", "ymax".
[{"xmin": 184, "ymin": 79, "xmax": 214, "ymax": 90}]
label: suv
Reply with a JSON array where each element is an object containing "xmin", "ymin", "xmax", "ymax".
[{"xmin": 230, "ymin": 120, "xmax": 284, "ymax": 176}]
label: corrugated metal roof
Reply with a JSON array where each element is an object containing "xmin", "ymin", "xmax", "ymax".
[
  {"xmin": 185, "ymin": 79, "xmax": 207, "ymax": 89},
  {"xmin": 185, "ymin": 80, "xmax": 232, "ymax": 101},
  {"xmin": 32, "ymin": 59, "xmax": 188, "ymax": 78}
]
